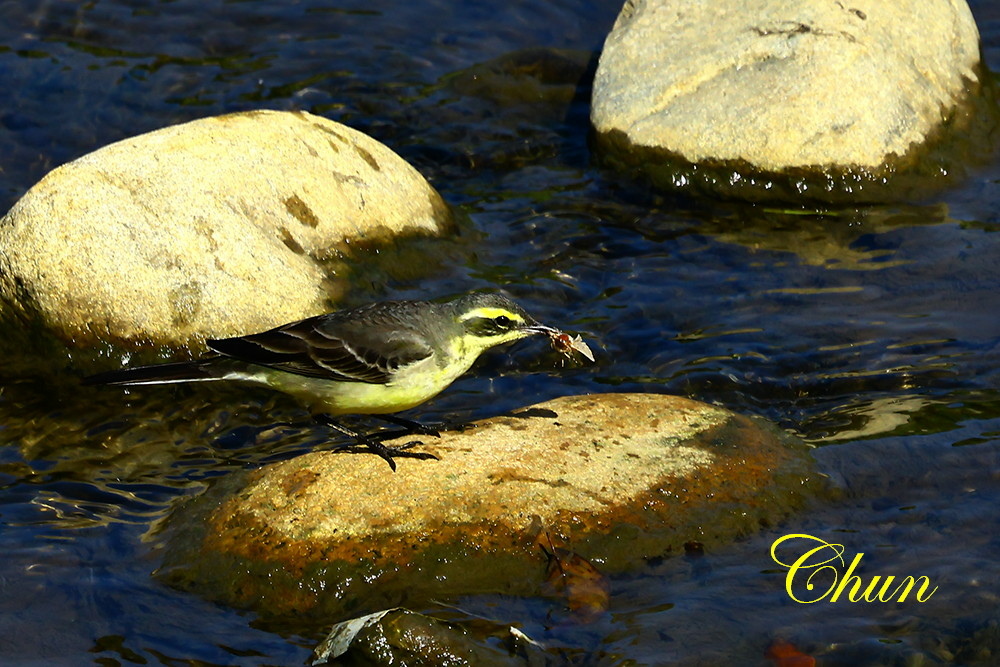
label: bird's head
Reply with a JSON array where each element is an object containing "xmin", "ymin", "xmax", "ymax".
[{"xmin": 449, "ymin": 292, "xmax": 557, "ymax": 353}]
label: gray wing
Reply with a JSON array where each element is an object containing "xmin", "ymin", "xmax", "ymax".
[{"xmin": 207, "ymin": 304, "xmax": 435, "ymax": 384}]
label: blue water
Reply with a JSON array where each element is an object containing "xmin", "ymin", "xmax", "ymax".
[{"xmin": 3, "ymin": 0, "xmax": 1000, "ymax": 664}]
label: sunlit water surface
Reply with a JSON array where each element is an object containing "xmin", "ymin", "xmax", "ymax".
[{"xmin": 2, "ymin": 1, "xmax": 1000, "ymax": 664}]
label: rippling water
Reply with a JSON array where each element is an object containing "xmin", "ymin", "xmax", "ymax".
[{"xmin": 3, "ymin": 0, "xmax": 1000, "ymax": 664}]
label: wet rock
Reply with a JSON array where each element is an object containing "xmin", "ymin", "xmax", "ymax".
[
  {"xmin": 311, "ymin": 608, "xmax": 518, "ymax": 666},
  {"xmin": 157, "ymin": 393, "xmax": 820, "ymax": 621},
  {"xmin": 591, "ymin": 0, "xmax": 986, "ymax": 203},
  {"xmin": 0, "ymin": 110, "xmax": 452, "ymax": 350}
]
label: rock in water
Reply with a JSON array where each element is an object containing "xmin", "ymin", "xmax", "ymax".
[
  {"xmin": 0, "ymin": 110, "xmax": 451, "ymax": 350},
  {"xmin": 591, "ymin": 0, "xmax": 987, "ymax": 203},
  {"xmin": 156, "ymin": 393, "xmax": 822, "ymax": 622}
]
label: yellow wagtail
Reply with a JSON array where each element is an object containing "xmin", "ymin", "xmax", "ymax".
[{"xmin": 85, "ymin": 292, "xmax": 590, "ymax": 469}]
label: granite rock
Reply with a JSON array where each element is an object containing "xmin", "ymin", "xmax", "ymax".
[
  {"xmin": 157, "ymin": 393, "xmax": 820, "ymax": 620},
  {"xmin": 0, "ymin": 110, "xmax": 451, "ymax": 350},
  {"xmin": 591, "ymin": 0, "xmax": 984, "ymax": 201}
]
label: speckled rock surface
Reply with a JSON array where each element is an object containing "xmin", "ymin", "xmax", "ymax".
[
  {"xmin": 0, "ymin": 110, "xmax": 451, "ymax": 349},
  {"xmin": 157, "ymin": 393, "xmax": 820, "ymax": 620},
  {"xmin": 591, "ymin": 0, "xmax": 984, "ymax": 201}
]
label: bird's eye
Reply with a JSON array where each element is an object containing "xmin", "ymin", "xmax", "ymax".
[{"xmin": 494, "ymin": 315, "xmax": 513, "ymax": 329}]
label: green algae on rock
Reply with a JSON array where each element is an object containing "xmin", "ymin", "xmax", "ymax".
[
  {"xmin": 156, "ymin": 393, "xmax": 821, "ymax": 621},
  {"xmin": 0, "ymin": 110, "xmax": 452, "ymax": 351}
]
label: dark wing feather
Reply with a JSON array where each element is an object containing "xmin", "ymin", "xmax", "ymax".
[{"xmin": 207, "ymin": 303, "xmax": 436, "ymax": 384}]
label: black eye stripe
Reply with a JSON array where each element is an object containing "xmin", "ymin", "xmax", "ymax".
[{"xmin": 465, "ymin": 315, "xmax": 517, "ymax": 336}]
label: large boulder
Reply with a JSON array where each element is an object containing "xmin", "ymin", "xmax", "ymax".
[
  {"xmin": 0, "ymin": 110, "xmax": 452, "ymax": 351},
  {"xmin": 156, "ymin": 393, "xmax": 821, "ymax": 621},
  {"xmin": 591, "ymin": 0, "xmax": 986, "ymax": 202}
]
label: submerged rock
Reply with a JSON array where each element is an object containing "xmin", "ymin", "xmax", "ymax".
[
  {"xmin": 157, "ymin": 393, "xmax": 821, "ymax": 621},
  {"xmin": 591, "ymin": 0, "xmax": 988, "ymax": 203},
  {"xmin": 0, "ymin": 110, "xmax": 452, "ymax": 351},
  {"xmin": 310, "ymin": 608, "xmax": 522, "ymax": 666}
]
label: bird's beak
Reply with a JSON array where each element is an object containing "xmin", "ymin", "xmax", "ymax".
[{"xmin": 524, "ymin": 323, "xmax": 561, "ymax": 336}]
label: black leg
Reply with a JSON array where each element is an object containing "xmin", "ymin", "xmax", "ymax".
[
  {"xmin": 314, "ymin": 414, "xmax": 439, "ymax": 472},
  {"xmin": 371, "ymin": 414, "xmax": 441, "ymax": 437},
  {"xmin": 374, "ymin": 413, "xmax": 480, "ymax": 436}
]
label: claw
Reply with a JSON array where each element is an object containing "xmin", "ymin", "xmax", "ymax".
[
  {"xmin": 314, "ymin": 414, "xmax": 440, "ymax": 471},
  {"xmin": 367, "ymin": 439, "xmax": 398, "ymax": 472},
  {"xmin": 373, "ymin": 414, "xmax": 441, "ymax": 438},
  {"xmin": 366, "ymin": 438, "xmax": 440, "ymax": 471}
]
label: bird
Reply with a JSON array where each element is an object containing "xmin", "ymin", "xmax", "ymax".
[{"xmin": 84, "ymin": 292, "xmax": 564, "ymax": 470}]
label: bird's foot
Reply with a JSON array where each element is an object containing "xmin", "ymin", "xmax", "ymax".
[
  {"xmin": 362, "ymin": 437, "xmax": 440, "ymax": 472},
  {"xmin": 371, "ymin": 414, "xmax": 441, "ymax": 438},
  {"xmin": 314, "ymin": 414, "xmax": 440, "ymax": 471},
  {"xmin": 375, "ymin": 414, "xmax": 480, "ymax": 437},
  {"xmin": 445, "ymin": 420, "xmax": 477, "ymax": 434}
]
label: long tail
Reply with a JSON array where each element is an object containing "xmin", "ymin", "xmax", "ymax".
[{"xmin": 82, "ymin": 358, "xmax": 227, "ymax": 386}]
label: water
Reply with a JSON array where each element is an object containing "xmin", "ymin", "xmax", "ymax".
[{"xmin": 2, "ymin": 0, "xmax": 1000, "ymax": 664}]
